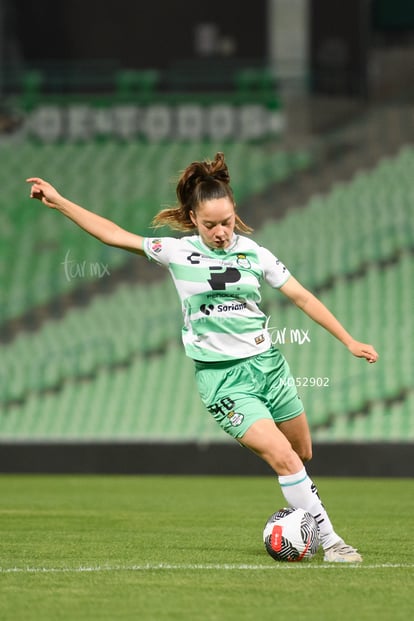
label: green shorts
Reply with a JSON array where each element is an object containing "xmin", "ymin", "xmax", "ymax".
[{"xmin": 195, "ymin": 347, "xmax": 303, "ymax": 439}]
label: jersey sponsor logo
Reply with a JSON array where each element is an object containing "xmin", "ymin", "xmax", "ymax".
[
  {"xmin": 185, "ymin": 255, "xmax": 243, "ymax": 290},
  {"xmin": 217, "ymin": 302, "xmax": 247, "ymax": 312},
  {"xmin": 207, "ymin": 266, "xmax": 241, "ymax": 290},
  {"xmin": 275, "ymin": 258, "xmax": 288, "ymax": 273},
  {"xmin": 199, "ymin": 301, "xmax": 247, "ymax": 315},
  {"xmin": 200, "ymin": 303, "xmax": 214, "ymax": 316}
]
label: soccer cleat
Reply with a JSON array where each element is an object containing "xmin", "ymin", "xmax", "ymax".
[{"xmin": 323, "ymin": 540, "xmax": 362, "ymax": 563}]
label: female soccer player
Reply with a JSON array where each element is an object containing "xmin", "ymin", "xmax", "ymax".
[{"xmin": 27, "ymin": 152, "xmax": 378, "ymax": 562}]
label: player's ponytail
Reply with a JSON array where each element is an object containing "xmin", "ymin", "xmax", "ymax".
[{"xmin": 151, "ymin": 152, "xmax": 252, "ymax": 233}]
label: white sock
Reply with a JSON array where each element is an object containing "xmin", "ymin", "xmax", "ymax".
[{"xmin": 278, "ymin": 467, "xmax": 341, "ymax": 549}]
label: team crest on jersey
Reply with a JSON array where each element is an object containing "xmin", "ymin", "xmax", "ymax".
[
  {"xmin": 236, "ymin": 253, "xmax": 251, "ymax": 269},
  {"xmin": 151, "ymin": 239, "xmax": 162, "ymax": 253},
  {"xmin": 227, "ymin": 410, "xmax": 244, "ymax": 427}
]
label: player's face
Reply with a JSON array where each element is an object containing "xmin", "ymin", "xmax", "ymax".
[{"xmin": 190, "ymin": 198, "xmax": 236, "ymax": 249}]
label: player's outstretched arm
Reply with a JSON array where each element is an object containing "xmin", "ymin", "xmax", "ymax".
[
  {"xmin": 26, "ymin": 177, "xmax": 145, "ymax": 255},
  {"xmin": 280, "ymin": 275, "xmax": 379, "ymax": 363}
]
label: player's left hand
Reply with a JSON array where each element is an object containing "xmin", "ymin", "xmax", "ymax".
[{"xmin": 347, "ymin": 340, "xmax": 379, "ymax": 363}]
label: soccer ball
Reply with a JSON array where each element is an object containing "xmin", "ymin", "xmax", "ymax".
[{"xmin": 263, "ymin": 507, "xmax": 320, "ymax": 562}]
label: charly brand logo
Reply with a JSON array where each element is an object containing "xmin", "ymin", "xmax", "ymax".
[
  {"xmin": 187, "ymin": 252, "xmax": 201, "ymax": 264},
  {"xmin": 265, "ymin": 317, "xmax": 311, "ymax": 345},
  {"xmin": 61, "ymin": 249, "xmax": 111, "ymax": 282}
]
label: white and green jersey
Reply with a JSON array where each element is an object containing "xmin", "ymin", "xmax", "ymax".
[{"xmin": 143, "ymin": 234, "xmax": 290, "ymax": 362}]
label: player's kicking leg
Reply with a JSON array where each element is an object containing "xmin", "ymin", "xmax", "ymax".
[{"xmin": 241, "ymin": 417, "xmax": 363, "ymax": 563}]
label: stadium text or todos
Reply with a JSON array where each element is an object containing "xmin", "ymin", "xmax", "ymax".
[{"xmin": 24, "ymin": 103, "xmax": 285, "ymax": 142}]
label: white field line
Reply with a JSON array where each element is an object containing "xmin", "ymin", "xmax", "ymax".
[{"xmin": 1, "ymin": 562, "xmax": 413, "ymax": 574}]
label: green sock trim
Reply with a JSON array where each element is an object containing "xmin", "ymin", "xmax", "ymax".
[{"xmin": 279, "ymin": 474, "xmax": 308, "ymax": 487}]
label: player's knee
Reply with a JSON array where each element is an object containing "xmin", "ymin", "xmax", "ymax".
[
  {"xmin": 299, "ymin": 447, "xmax": 312, "ymax": 463},
  {"xmin": 299, "ymin": 450, "xmax": 312, "ymax": 464},
  {"xmin": 269, "ymin": 446, "xmax": 302, "ymax": 475}
]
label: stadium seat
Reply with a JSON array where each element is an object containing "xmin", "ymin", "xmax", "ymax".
[
  {"xmin": 115, "ymin": 69, "xmax": 160, "ymax": 102},
  {"xmin": 1, "ymin": 142, "xmax": 412, "ymax": 442}
]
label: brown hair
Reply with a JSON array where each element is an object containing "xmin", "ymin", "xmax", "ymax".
[{"xmin": 151, "ymin": 152, "xmax": 253, "ymax": 233}]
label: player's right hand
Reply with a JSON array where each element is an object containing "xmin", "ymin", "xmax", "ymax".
[{"xmin": 26, "ymin": 177, "xmax": 63, "ymax": 209}]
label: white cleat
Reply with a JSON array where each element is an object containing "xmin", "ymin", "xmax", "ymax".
[{"xmin": 323, "ymin": 540, "xmax": 362, "ymax": 563}]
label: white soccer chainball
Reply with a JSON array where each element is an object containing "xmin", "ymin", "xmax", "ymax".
[{"xmin": 263, "ymin": 507, "xmax": 320, "ymax": 562}]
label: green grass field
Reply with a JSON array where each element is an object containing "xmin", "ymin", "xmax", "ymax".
[{"xmin": 0, "ymin": 475, "xmax": 413, "ymax": 621}]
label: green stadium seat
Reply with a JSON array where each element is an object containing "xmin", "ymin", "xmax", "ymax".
[
  {"xmin": 1, "ymin": 142, "xmax": 412, "ymax": 442},
  {"xmin": 20, "ymin": 70, "xmax": 44, "ymax": 109},
  {"xmin": 115, "ymin": 69, "xmax": 160, "ymax": 101}
]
